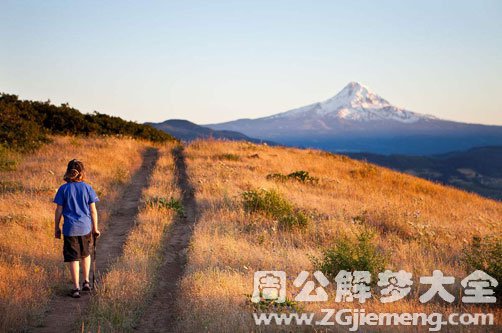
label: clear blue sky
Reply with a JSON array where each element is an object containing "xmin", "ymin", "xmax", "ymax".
[{"xmin": 1, "ymin": 0, "xmax": 501, "ymax": 125}]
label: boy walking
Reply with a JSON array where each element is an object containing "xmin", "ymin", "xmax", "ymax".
[{"xmin": 54, "ymin": 159, "xmax": 100, "ymax": 298}]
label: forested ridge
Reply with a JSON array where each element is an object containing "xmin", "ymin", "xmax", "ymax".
[{"xmin": 0, "ymin": 93, "xmax": 176, "ymax": 150}]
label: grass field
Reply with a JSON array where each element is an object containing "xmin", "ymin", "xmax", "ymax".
[
  {"xmin": 175, "ymin": 140, "xmax": 501, "ymax": 332},
  {"xmin": 0, "ymin": 137, "xmax": 500, "ymax": 332}
]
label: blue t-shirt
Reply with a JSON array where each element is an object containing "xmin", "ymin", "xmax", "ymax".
[{"xmin": 53, "ymin": 181, "xmax": 99, "ymax": 236}]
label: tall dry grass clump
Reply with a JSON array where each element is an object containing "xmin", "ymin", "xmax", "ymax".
[
  {"xmin": 85, "ymin": 143, "xmax": 180, "ymax": 331},
  {"xmin": 175, "ymin": 139, "xmax": 501, "ymax": 332},
  {"xmin": 0, "ymin": 136, "xmax": 147, "ymax": 332}
]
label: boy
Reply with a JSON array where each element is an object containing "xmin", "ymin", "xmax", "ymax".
[{"xmin": 54, "ymin": 159, "xmax": 100, "ymax": 298}]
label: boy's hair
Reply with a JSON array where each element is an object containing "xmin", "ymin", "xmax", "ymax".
[{"xmin": 64, "ymin": 159, "xmax": 85, "ymax": 182}]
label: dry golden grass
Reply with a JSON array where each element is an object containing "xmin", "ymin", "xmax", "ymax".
[
  {"xmin": 175, "ymin": 139, "xmax": 502, "ymax": 332},
  {"xmin": 0, "ymin": 136, "xmax": 148, "ymax": 332},
  {"xmin": 85, "ymin": 143, "xmax": 179, "ymax": 331}
]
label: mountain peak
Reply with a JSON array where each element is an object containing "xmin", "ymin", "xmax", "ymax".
[
  {"xmin": 340, "ymin": 81, "xmax": 373, "ymax": 96},
  {"xmin": 268, "ymin": 82, "xmax": 435, "ymax": 123},
  {"xmin": 322, "ymin": 81, "xmax": 391, "ymax": 112},
  {"xmin": 345, "ymin": 81, "xmax": 367, "ymax": 90}
]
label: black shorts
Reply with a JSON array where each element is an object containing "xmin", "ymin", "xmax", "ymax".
[{"xmin": 63, "ymin": 232, "xmax": 92, "ymax": 262}]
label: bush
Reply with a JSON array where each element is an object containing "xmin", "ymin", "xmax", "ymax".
[
  {"xmin": 145, "ymin": 196, "xmax": 184, "ymax": 217},
  {"xmin": 463, "ymin": 235, "xmax": 501, "ymax": 296},
  {"xmin": 242, "ymin": 189, "xmax": 309, "ymax": 230},
  {"xmin": 312, "ymin": 229, "xmax": 387, "ymax": 280},
  {"xmin": 266, "ymin": 170, "xmax": 318, "ymax": 184},
  {"xmin": 279, "ymin": 211, "xmax": 309, "ymax": 230}
]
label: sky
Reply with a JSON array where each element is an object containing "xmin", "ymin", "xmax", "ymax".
[{"xmin": 1, "ymin": 0, "xmax": 501, "ymax": 125}]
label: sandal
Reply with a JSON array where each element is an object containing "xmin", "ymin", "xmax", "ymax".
[
  {"xmin": 82, "ymin": 281, "xmax": 91, "ymax": 292},
  {"xmin": 70, "ymin": 288, "xmax": 80, "ymax": 298}
]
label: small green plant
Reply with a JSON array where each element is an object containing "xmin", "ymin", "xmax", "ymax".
[
  {"xmin": 463, "ymin": 235, "xmax": 501, "ymax": 297},
  {"xmin": 279, "ymin": 211, "xmax": 309, "ymax": 229},
  {"xmin": 242, "ymin": 189, "xmax": 309, "ymax": 230},
  {"xmin": 242, "ymin": 189, "xmax": 290, "ymax": 216},
  {"xmin": 312, "ymin": 229, "xmax": 387, "ymax": 280},
  {"xmin": 266, "ymin": 170, "xmax": 318, "ymax": 184},
  {"xmin": 145, "ymin": 196, "xmax": 184, "ymax": 216},
  {"xmin": 287, "ymin": 170, "xmax": 318, "ymax": 183},
  {"xmin": 215, "ymin": 153, "xmax": 240, "ymax": 161}
]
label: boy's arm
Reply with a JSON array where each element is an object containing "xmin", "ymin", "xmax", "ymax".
[
  {"xmin": 54, "ymin": 205, "xmax": 63, "ymax": 239},
  {"xmin": 90, "ymin": 202, "xmax": 100, "ymax": 237}
]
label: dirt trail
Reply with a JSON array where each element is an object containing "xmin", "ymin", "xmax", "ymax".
[
  {"xmin": 135, "ymin": 146, "xmax": 197, "ymax": 333},
  {"xmin": 33, "ymin": 147, "xmax": 159, "ymax": 333}
]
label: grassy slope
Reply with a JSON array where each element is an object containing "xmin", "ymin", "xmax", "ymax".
[
  {"xmin": 176, "ymin": 140, "xmax": 501, "ymax": 332},
  {"xmin": 0, "ymin": 136, "xmax": 148, "ymax": 332},
  {"xmin": 1, "ymin": 138, "xmax": 500, "ymax": 332}
]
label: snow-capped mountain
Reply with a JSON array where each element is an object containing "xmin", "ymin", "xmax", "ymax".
[
  {"xmin": 266, "ymin": 82, "xmax": 436, "ymax": 123},
  {"xmin": 206, "ymin": 82, "xmax": 502, "ymax": 155}
]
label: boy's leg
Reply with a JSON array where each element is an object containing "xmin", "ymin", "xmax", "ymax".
[
  {"xmin": 69, "ymin": 261, "xmax": 80, "ymax": 289},
  {"xmin": 81, "ymin": 254, "xmax": 91, "ymax": 283}
]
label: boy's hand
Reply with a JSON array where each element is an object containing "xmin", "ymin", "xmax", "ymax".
[
  {"xmin": 93, "ymin": 229, "xmax": 101, "ymax": 238},
  {"xmin": 55, "ymin": 228, "xmax": 61, "ymax": 239}
]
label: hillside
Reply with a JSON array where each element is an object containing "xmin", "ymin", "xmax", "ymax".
[
  {"xmin": 207, "ymin": 82, "xmax": 502, "ymax": 155},
  {"xmin": 147, "ymin": 119, "xmax": 274, "ymax": 144},
  {"xmin": 0, "ymin": 93, "xmax": 176, "ymax": 151},
  {"xmin": 1, "ymin": 138, "xmax": 500, "ymax": 332},
  {"xmin": 175, "ymin": 140, "xmax": 501, "ymax": 331},
  {"xmin": 346, "ymin": 146, "xmax": 502, "ymax": 200}
]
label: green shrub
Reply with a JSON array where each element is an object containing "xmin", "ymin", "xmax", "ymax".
[
  {"xmin": 279, "ymin": 211, "xmax": 309, "ymax": 230},
  {"xmin": 463, "ymin": 235, "xmax": 501, "ymax": 296},
  {"xmin": 312, "ymin": 229, "xmax": 387, "ymax": 280},
  {"xmin": 243, "ymin": 189, "xmax": 290, "ymax": 216},
  {"xmin": 287, "ymin": 170, "xmax": 318, "ymax": 183},
  {"xmin": 242, "ymin": 189, "xmax": 309, "ymax": 230},
  {"xmin": 145, "ymin": 196, "xmax": 184, "ymax": 216},
  {"xmin": 266, "ymin": 170, "xmax": 318, "ymax": 184}
]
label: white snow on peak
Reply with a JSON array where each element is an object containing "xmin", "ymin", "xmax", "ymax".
[{"xmin": 267, "ymin": 82, "xmax": 436, "ymax": 123}]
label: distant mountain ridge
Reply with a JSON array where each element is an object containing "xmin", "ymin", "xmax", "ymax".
[
  {"xmin": 346, "ymin": 146, "xmax": 502, "ymax": 200},
  {"xmin": 206, "ymin": 82, "xmax": 502, "ymax": 155},
  {"xmin": 147, "ymin": 119, "xmax": 274, "ymax": 144}
]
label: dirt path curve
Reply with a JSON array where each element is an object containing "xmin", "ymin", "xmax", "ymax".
[
  {"xmin": 135, "ymin": 146, "xmax": 197, "ymax": 333},
  {"xmin": 33, "ymin": 147, "xmax": 159, "ymax": 333}
]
